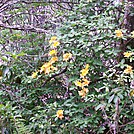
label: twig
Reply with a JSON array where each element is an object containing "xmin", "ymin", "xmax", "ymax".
[
  {"xmin": 41, "ymin": 66, "xmax": 68, "ymax": 87},
  {"xmin": 0, "ymin": 23, "xmax": 47, "ymax": 33},
  {"xmin": 119, "ymin": 120, "xmax": 134, "ymax": 128}
]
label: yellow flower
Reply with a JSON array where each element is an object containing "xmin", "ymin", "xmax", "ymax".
[
  {"xmin": 123, "ymin": 52, "xmax": 133, "ymax": 58},
  {"xmin": 131, "ymin": 31, "xmax": 134, "ymax": 38},
  {"xmin": 50, "ymin": 56, "xmax": 58, "ymax": 64},
  {"xmin": 85, "ymin": 64, "xmax": 89, "ymax": 69},
  {"xmin": 56, "ymin": 110, "xmax": 64, "ymax": 120},
  {"xmin": 78, "ymin": 87, "xmax": 89, "ymax": 98},
  {"xmin": 40, "ymin": 61, "xmax": 58, "ymax": 74},
  {"xmin": 51, "ymin": 36, "xmax": 57, "ymax": 41},
  {"xmin": 130, "ymin": 90, "xmax": 134, "ymax": 97},
  {"xmin": 49, "ymin": 36, "xmax": 57, "ymax": 44},
  {"xmin": 52, "ymin": 41, "xmax": 60, "ymax": 48},
  {"xmin": 78, "ymin": 90, "xmax": 86, "ymax": 98},
  {"xmin": 63, "ymin": 53, "xmax": 72, "ymax": 62},
  {"xmin": 82, "ymin": 87, "xmax": 89, "ymax": 94},
  {"xmin": 80, "ymin": 64, "xmax": 89, "ymax": 78},
  {"xmin": 45, "ymin": 67, "xmax": 51, "ymax": 74},
  {"xmin": 0, "ymin": 76, "xmax": 2, "ymax": 80},
  {"xmin": 82, "ymin": 78, "xmax": 90, "ymax": 87},
  {"xmin": 32, "ymin": 71, "xmax": 38, "ymax": 78},
  {"xmin": 40, "ymin": 64, "xmax": 46, "ymax": 73},
  {"xmin": 51, "ymin": 65, "xmax": 57, "ymax": 71},
  {"xmin": 49, "ymin": 50, "xmax": 57, "ymax": 56},
  {"xmin": 75, "ymin": 80, "xmax": 82, "ymax": 87},
  {"xmin": 115, "ymin": 30, "xmax": 123, "ymax": 38},
  {"xmin": 80, "ymin": 69, "xmax": 88, "ymax": 78},
  {"xmin": 43, "ymin": 62, "xmax": 51, "ymax": 69},
  {"xmin": 124, "ymin": 65, "xmax": 133, "ymax": 74},
  {"xmin": 40, "ymin": 62, "xmax": 52, "ymax": 74}
]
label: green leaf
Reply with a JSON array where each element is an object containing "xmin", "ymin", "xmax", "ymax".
[{"xmin": 108, "ymin": 94, "xmax": 115, "ymax": 103}]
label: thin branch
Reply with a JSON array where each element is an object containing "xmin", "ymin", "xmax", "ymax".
[
  {"xmin": 0, "ymin": 23, "xmax": 47, "ymax": 33},
  {"xmin": 41, "ymin": 66, "xmax": 68, "ymax": 87},
  {"xmin": 21, "ymin": 0, "xmax": 79, "ymax": 5},
  {"xmin": 119, "ymin": 120, "xmax": 134, "ymax": 128}
]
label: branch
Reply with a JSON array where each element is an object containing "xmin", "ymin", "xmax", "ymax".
[
  {"xmin": 119, "ymin": 120, "xmax": 134, "ymax": 128},
  {"xmin": 0, "ymin": 23, "xmax": 47, "ymax": 33},
  {"xmin": 41, "ymin": 66, "xmax": 68, "ymax": 87},
  {"xmin": 21, "ymin": 0, "xmax": 79, "ymax": 4}
]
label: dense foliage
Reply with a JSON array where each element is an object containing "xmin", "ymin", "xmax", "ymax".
[{"xmin": 0, "ymin": 0, "xmax": 134, "ymax": 134}]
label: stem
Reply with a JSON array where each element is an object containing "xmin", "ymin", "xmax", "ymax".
[{"xmin": 114, "ymin": 98, "xmax": 120, "ymax": 134}]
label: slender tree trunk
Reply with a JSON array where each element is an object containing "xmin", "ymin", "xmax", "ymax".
[
  {"xmin": 125, "ymin": 0, "xmax": 134, "ymax": 48},
  {"xmin": 123, "ymin": 0, "xmax": 134, "ymax": 66}
]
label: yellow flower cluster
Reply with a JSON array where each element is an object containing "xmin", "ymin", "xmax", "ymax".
[
  {"xmin": 80, "ymin": 64, "xmax": 89, "ymax": 78},
  {"xmin": 40, "ymin": 36, "xmax": 59, "ymax": 74},
  {"xmin": 123, "ymin": 52, "xmax": 133, "ymax": 74},
  {"xmin": 49, "ymin": 36, "xmax": 60, "ymax": 48},
  {"xmin": 75, "ymin": 78, "xmax": 90, "ymax": 88},
  {"xmin": 32, "ymin": 71, "xmax": 38, "ymax": 78},
  {"xmin": 32, "ymin": 60, "xmax": 58, "ymax": 78},
  {"xmin": 56, "ymin": 110, "xmax": 64, "ymax": 120},
  {"xmin": 31, "ymin": 36, "xmax": 59, "ymax": 78},
  {"xmin": 40, "ymin": 62, "xmax": 57, "ymax": 74},
  {"xmin": 63, "ymin": 53, "xmax": 72, "ymax": 62},
  {"xmin": 75, "ymin": 64, "xmax": 90, "ymax": 98},
  {"xmin": 115, "ymin": 30, "xmax": 123, "ymax": 38},
  {"xmin": 50, "ymin": 56, "xmax": 58, "ymax": 64},
  {"xmin": 123, "ymin": 52, "xmax": 133, "ymax": 58},
  {"xmin": 124, "ymin": 65, "xmax": 133, "ymax": 74},
  {"xmin": 31, "ymin": 36, "xmax": 73, "ymax": 79},
  {"xmin": 78, "ymin": 88, "xmax": 89, "ymax": 98},
  {"xmin": 49, "ymin": 49, "xmax": 57, "ymax": 56}
]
